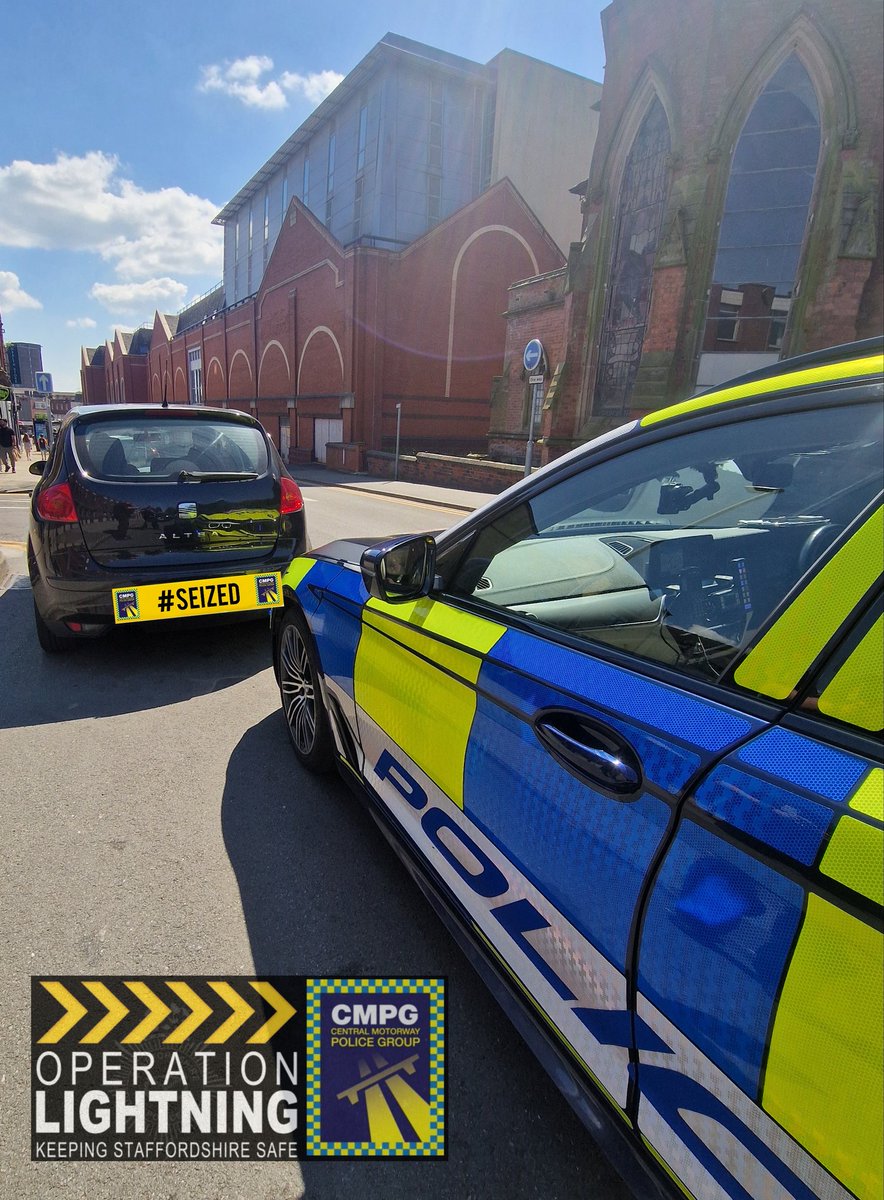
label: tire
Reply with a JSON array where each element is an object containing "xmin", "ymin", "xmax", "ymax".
[
  {"xmin": 33, "ymin": 600, "xmax": 71, "ymax": 654},
  {"xmin": 276, "ymin": 606, "xmax": 335, "ymax": 772}
]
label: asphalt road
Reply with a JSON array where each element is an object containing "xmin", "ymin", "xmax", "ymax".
[{"xmin": 0, "ymin": 483, "xmax": 631, "ymax": 1200}]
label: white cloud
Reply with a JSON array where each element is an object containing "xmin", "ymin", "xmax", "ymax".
[
  {"xmin": 280, "ymin": 69, "xmax": 344, "ymax": 105},
  {"xmin": 199, "ymin": 56, "xmax": 342, "ymax": 110},
  {"xmin": 0, "ymin": 269, "xmax": 42, "ymax": 312},
  {"xmin": 65, "ymin": 316, "xmax": 97, "ymax": 328},
  {"xmin": 199, "ymin": 56, "xmax": 286, "ymax": 109},
  {"xmin": 0, "ymin": 152, "xmax": 222, "ymax": 280},
  {"xmin": 90, "ymin": 277, "xmax": 188, "ymax": 315}
]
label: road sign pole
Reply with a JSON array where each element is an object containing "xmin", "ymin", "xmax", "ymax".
[
  {"xmin": 522, "ymin": 340, "xmax": 546, "ymax": 478},
  {"xmin": 394, "ymin": 403, "xmax": 402, "ymax": 481},
  {"xmin": 523, "ymin": 381, "xmax": 543, "ymax": 477}
]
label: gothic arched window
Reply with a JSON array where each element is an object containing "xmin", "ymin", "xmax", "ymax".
[
  {"xmin": 704, "ymin": 54, "xmax": 821, "ymax": 355},
  {"xmin": 595, "ymin": 98, "xmax": 671, "ymax": 415}
]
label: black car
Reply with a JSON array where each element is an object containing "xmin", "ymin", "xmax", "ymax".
[{"xmin": 28, "ymin": 405, "xmax": 307, "ymax": 652}]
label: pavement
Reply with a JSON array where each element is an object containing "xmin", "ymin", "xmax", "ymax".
[
  {"xmin": 0, "ymin": 458, "xmax": 494, "ymax": 511},
  {"xmin": 0, "ymin": 459, "xmax": 494, "ymax": 590}
]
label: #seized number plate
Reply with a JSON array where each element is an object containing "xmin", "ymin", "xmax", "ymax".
[{"xmin": 112, "ymin": 573, "xmax": 282, "ymax": 624}]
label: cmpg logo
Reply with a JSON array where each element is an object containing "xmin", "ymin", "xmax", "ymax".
[
  {"xmin": 115, "ymin": 590, "xmax": 139, "ymax": 621},
  {"xmin": 306, "ymin": 978, "xmax": 445, "ymax": 1157},
  {"xmin": 255, "ymin": 574, "xmax": 281, "ymax": 606}
]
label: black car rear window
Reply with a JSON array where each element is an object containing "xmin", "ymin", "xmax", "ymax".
[{"xmin": 72, "ymin": 419, "xmax": 269, "ymax": 481}]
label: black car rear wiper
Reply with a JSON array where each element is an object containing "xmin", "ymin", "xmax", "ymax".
[{"xmin": 177, "ymin": 470, "xmax": 260, "ymax": 483}]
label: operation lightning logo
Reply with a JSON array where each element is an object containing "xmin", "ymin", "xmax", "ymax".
[{"xmin": 31, "ymin": 976, "xmax": 445, "ymax": 1162}]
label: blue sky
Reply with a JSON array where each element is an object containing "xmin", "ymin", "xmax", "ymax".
[{"xmin": 1, "ymin": 1, "xmax": 608, "ymax": 391}]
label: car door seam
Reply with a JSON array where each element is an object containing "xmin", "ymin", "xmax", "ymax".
[{"xmin": 623, "ymin": 718, "xmax": 775, "ymax": 1127}]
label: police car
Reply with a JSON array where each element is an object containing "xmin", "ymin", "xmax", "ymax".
[{"xmin": 272, "ymin": 339, "xmax": 883, "ymax": 1200}]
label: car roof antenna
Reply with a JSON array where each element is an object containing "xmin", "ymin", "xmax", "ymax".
[{"xmin": 161, "ymin": 381, "xmax": 169, "ymax": 409}]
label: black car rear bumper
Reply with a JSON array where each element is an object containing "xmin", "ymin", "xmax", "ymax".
[{"xmin": 30, "ymin": 540, "xmax": 302, "ymax": 632}]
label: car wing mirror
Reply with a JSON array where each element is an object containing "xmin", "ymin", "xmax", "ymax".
[
  {"xmin": 29, "ymin": 460, "xmax": 47, "ymax": 476},
  {"xmin": 361, "ymin": 535, "xmax": 437, "ymax": 603}
]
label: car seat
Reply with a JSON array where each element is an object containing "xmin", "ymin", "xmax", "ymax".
[{"xmin": 101, "ymin": 438, "xmax": 139, "ymax": 476}]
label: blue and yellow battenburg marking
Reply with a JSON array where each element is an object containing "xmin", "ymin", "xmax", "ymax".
[
  {"xmin": 112, "ymin": 571, "xmax": 283, "ymax": 623},
  {"xmin": 281, "ymin": 473, "xmax": 883, "ymax": 1198}
]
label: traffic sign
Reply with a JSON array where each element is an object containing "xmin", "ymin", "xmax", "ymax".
[
  {"xmin": 528, "ymin": 374, "xmax": 545, "ymax": 385},
  {"xmin": 35, "ymin": 372, "xmax": 53, "ymax": 394},
  {"xmin": 523, "ymin": 339, "xmax": 544, "ymax": 374}
]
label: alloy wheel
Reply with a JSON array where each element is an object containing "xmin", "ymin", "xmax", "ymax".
[{"xmin": 280, "ymin": 623, "xmax": 317, "ymax": 754}]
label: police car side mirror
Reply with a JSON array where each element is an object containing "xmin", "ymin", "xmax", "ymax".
[{"xmin": 361, "ymin": 535, "xmax": 437, "ymax": 603}]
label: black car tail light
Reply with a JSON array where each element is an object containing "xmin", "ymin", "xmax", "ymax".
[
  {"xmin": 36, "ymin": 482, "xmax": 79, "ymax": 523},
  {"xmin": 280, "ymin": 476, "xmax": 304, "ymax": 514}
]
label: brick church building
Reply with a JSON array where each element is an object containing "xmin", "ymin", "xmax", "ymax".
[
  {"xmin": 493, "ymin": 0, "xmax": 883, "ymax": 466},
  {"xmin": 82, "ymin": 10, "xmax": 881, "ymax": 477}
]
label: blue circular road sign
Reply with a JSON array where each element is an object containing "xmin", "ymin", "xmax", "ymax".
[{"xmin": 523, "ymin": 339, "xmax": 544, "ymax": 373}]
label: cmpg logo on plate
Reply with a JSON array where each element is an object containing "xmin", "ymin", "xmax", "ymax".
[
  {"xmin": 114, "ymin": 590, "xmax": 139, "ymax": 621},
  {"xmin": 255, "ymin": 575, "xmax": 280, "ymax": 606}
]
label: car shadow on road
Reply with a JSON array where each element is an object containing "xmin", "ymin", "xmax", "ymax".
[
  {"xmin": 0, "ymin": 583, "xmax": 271, "ymax": 730},
  {"xmin": 221, "ymin": 713, "xmax": 630, "ymax": 1200}
]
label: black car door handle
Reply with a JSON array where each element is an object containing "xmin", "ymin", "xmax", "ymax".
[{"xmin": 535, "ymin": 713, "xmax": 643, "ymax": 797}]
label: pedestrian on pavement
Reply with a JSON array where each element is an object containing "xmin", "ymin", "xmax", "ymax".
[
  {"xmin": 21, "ymin": 431, "xmax": 32, "ymax": 460},
  {"xmin": 37, "ymin": 435, "xmax": 48, "ymax": 457},
  {"xmin": 0, "ymin": 418, "xmax": 18, "ymax": 472}
]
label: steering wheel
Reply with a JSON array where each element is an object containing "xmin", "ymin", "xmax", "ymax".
[
  {"xmin": 165, "ymin": 457, "xmax": 202, "ymax": 477},
  {"xmin": 798, "ymin": 522, "xmax": 843, "ymax": 575},
  {"xmin": 192, "ymin": 448, "xmax": 225, "ymax": 470}
]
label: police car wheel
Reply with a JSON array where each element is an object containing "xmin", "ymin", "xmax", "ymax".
[{"xmin": 277, "ymin": 607, "xmax": 335, "ymax": 773}]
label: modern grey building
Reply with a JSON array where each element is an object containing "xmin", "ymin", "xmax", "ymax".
[
  {"xmin": 215, "ymin": 33, "xmax": 600, "ymax": 308},
  {"xmin": 7, "ymin": 342, "xmax": 44, "ymax": 390}
]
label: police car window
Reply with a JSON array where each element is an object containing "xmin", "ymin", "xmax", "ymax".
[{"xmin": 445, "ymin": 402, "xmax": 883, "ymax": 682}]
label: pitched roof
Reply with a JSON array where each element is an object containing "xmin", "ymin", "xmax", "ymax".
[
  {"xmin": 174, "ymin": 286, "xmax": 226, "ymax": 335},
  {"xmin": 129, "ymin": 327, "xmax": 153, "ymax": 355}
]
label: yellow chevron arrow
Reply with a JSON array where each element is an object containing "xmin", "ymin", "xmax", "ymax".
[
  {"xmin": 80, "ymin": 981, "xmax": 129, "ymax": 1043},
  {"xmin": 205, "ymin": 981, "xmax": 255, "ymax": 1044},
  {"xmin": 38, "ymin": 981, "xmax": 88, "ymax": 1044},
  {"xmin": 122, "ymin": 981, "xmax": 171, "ymax": 1044},
  {"xmin": 164, "ymin": 982, "xmax": 213, "ymax": 1044},
  {"xmin": 247, "ymin": 982, "xmax": 296, "ymax": 1043}
]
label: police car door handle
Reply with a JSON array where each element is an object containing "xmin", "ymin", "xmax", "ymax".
[{"xmin": 535, "ymin": 713, "xmax": 643, "ymax": 797}]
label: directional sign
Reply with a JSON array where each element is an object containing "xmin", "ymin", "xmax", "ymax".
[
  {"xmin": 523, "ymin": 339, "xmax": 544, "ymax": 374},
  {"xmin": 35, "ymin": 372, "xmax": 53, "ymax": 394}
]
